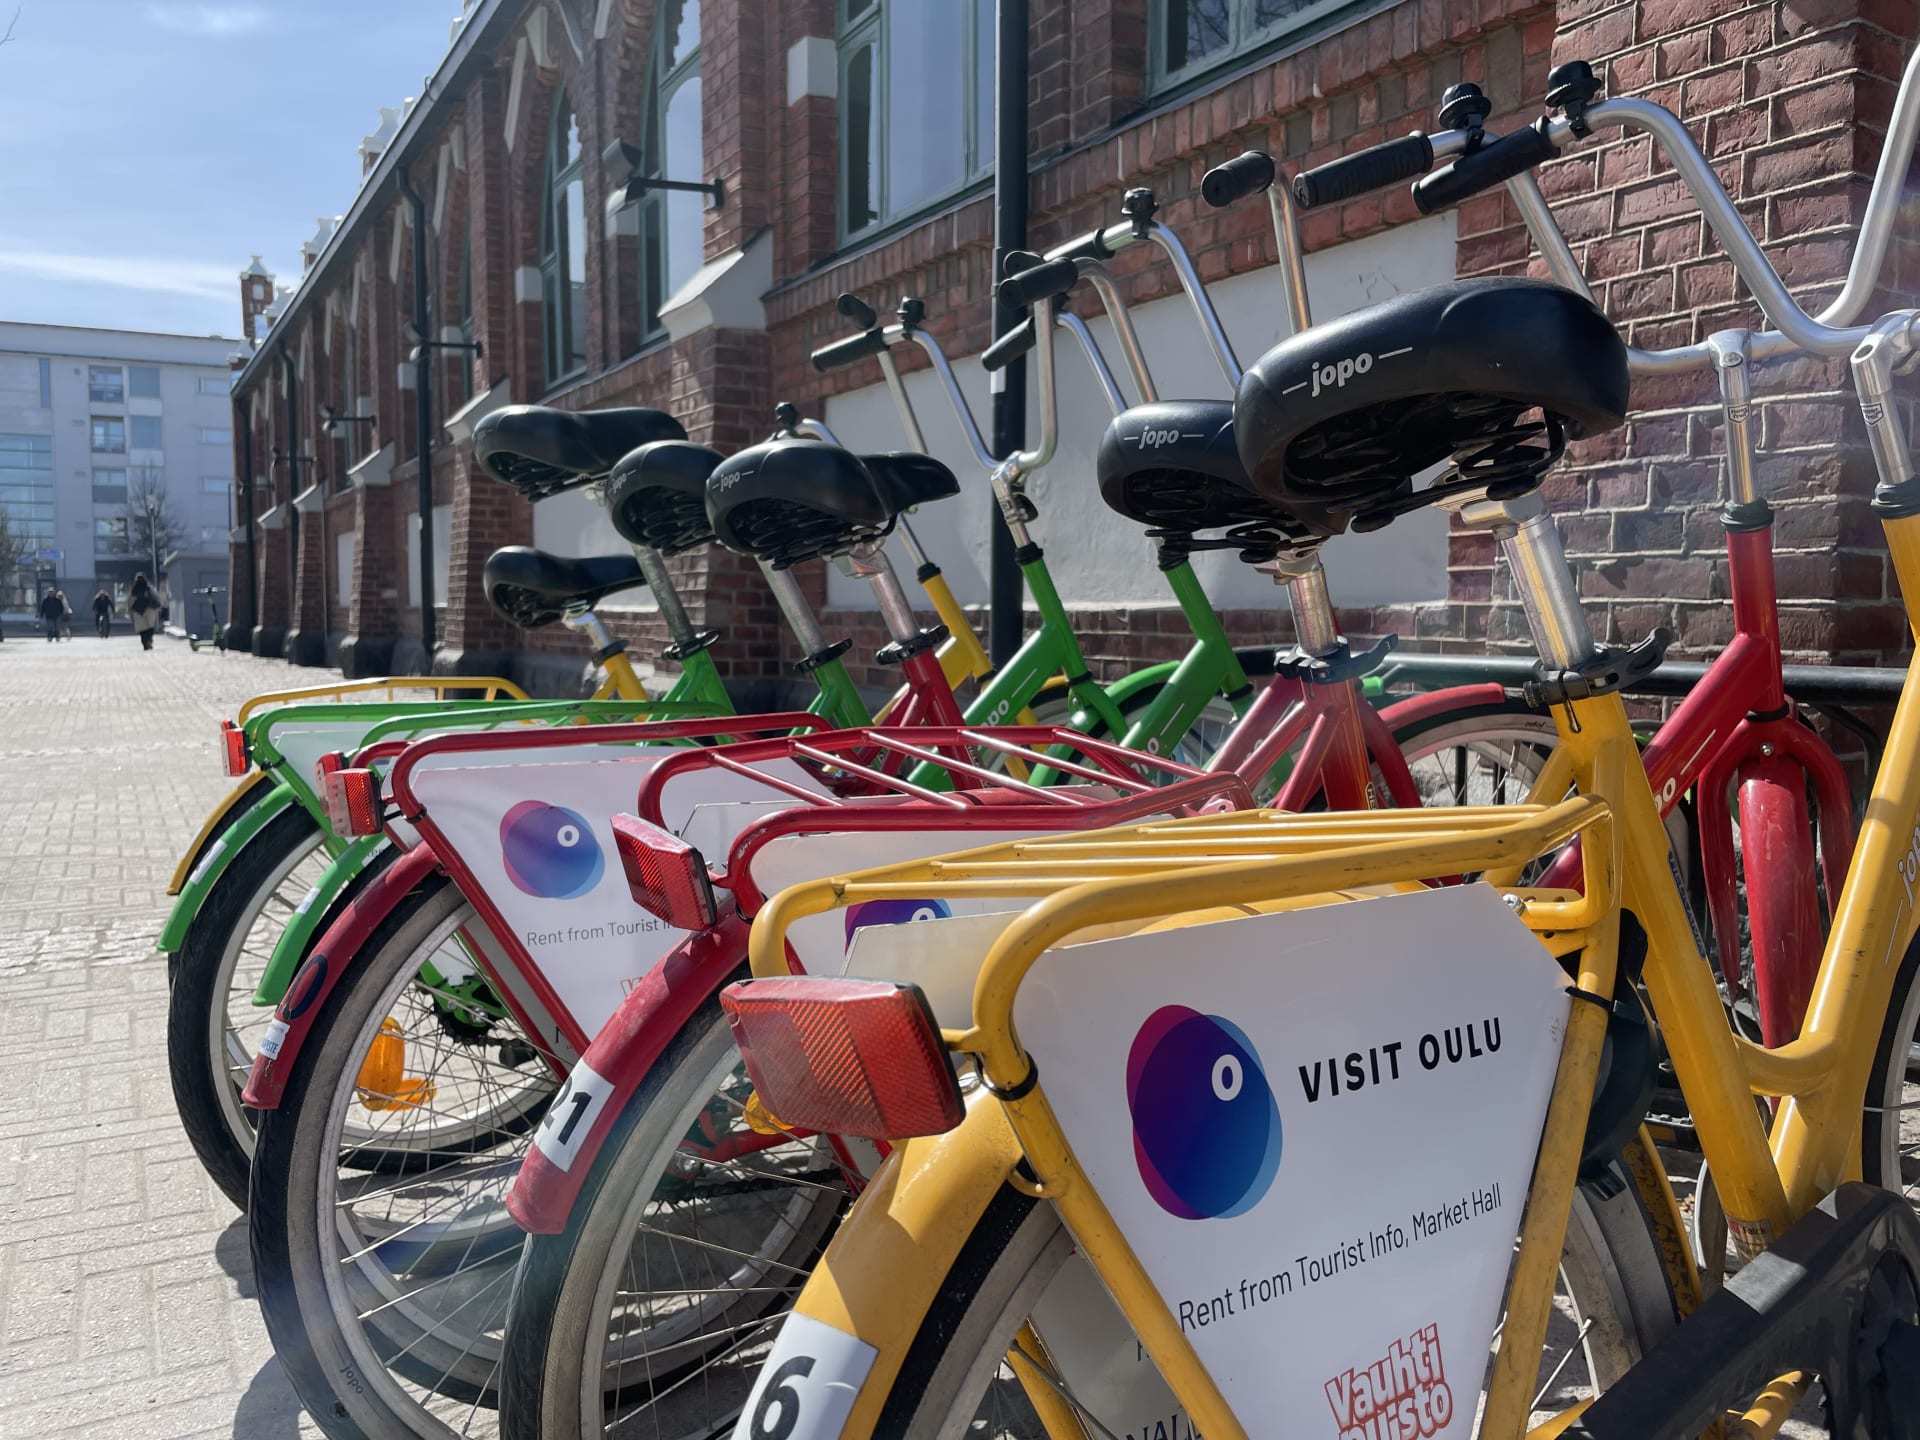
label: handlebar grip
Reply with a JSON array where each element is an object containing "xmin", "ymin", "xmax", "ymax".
[
  {"xmin": 1412, "ymin": 122, "xmax": 1557, "ymax": 215},
  {"xmin": 980, "ymin": 318, "xmax": 1036, "ymax": 372},
  {"xmin": 809, "ymin": 327, "xmax": 889, "ymax": 372},
  {"xmin": 1048, "ymin": 227, "xmax": 1115, "ymax": 262},
  {"xmin": 1293, "ymin": 134, "xmax": 1435, "ymax": 209},
  {"xmin": 835, "ymin": 292, "xmax": 879, "ymax": 329},
  {"xmin": 996, "ymin": 256, "xmax": 1080, "ymax": 311},
  {"xmin": 1201, "ymin": 151, "xmax": 1278, "ymax": 208}
]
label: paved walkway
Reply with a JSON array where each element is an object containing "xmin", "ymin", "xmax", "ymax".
[{"xmin": 0, "ymin": 635, "xmax": 321, "ymax": 1439}]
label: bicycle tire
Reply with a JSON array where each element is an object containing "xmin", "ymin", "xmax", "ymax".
[
  {"xmin": 251, "ymin": 875, "xmax": 556, "ymax": 1439},
  {"xmin": 1859, "ymin": 929, "xmax": 1920, "ymax": 1205},
  {"xmin": 167, "ymin": 802, "xmax": 328, "ymax": 1207},
  {"xmin": 499, "ymin": 986, "xmax": 845, "ymax": 1440},
  {"xmin": 1383, "ymin": 697, "xmax": 1561, "ymax": 810},
  {"xmin": 868, "ymin": 1159, "xmax": 1680, "ymax": 1439}
]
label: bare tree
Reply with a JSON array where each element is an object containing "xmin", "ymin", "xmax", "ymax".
[
  {"xmin": 0, "ymin": 9, "xmax": 21, "ymax": 48},
  {"xmin": 127, "ymin": 474, "xmax": 187, "ymax": 579}
]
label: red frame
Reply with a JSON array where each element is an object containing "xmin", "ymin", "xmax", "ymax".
[{"xmin": 1540, "ymin": 521, "xmax": 1853, "ymax": 1045}]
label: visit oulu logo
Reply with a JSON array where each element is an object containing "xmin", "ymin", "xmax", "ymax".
[
  {"xmin": 500, "ymin": 801, "xmax": 605, "ymax": 900},
  {"xmin": 844, "ymin": 896, "xmax": 952, "ymax": 945},
  {"xmin": 1126, "ymin": 1004, "xmax": 1282, "ymax": 1219}
]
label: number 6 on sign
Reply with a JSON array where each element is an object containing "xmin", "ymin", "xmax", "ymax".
[
  {"xmin": 731, "ymin": 1313, "xmax": 878, "ymax": 1440},
  {"xmin": 531, "ymin": 1060, "xmax": 614, "ymax": 1172}
]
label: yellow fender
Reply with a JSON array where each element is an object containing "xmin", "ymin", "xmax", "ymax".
[{"xmin": 167, "ymin": 772, "xmax": 275, "ymax": 896}]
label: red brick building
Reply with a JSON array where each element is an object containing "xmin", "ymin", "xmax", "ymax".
[{"xmin": 225, "ymin": 0, "xmax": 1918, "ymax": 695}]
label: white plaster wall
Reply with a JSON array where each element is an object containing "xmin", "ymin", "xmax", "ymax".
[
  {"xmin": 406, "ymin": 504, "xmax": 453, "ymax": 609},
  {"xmin": 820, "ymin": 213, "xmax": 1458, "ymax": 616},
  {"xmin": 531, "ymin": 484, "xmax": 657, "ymax": 611},
  {"xmin": 336, "ymin": 530, "xmax": 354, "ymax": 610}
]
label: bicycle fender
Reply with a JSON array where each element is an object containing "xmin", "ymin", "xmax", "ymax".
[
  {"xmin": 1375, "ymin": 681, "xmax": 1512, "ymax": 730},
  {"xmin": 768, "ymin": 1097, "xmax": 1028, "ymax": 1439},
  {"xmin": 241, "ymin": 840, "xmax": 444, "ymax": 1110},
  {"xmin": 1097, "ymin": 659, "xmax": 1186, "ymax": 713},
  {"xmin": 250, "ymin": 834, "xmax": 389, "ymax": 1007},
  {"xmin": 166, "ymin": 771, "xmax": 276, "ymax": 896},
  {"xmin": 506, "ymin": 913, "xmax": 752, "ymax": 1235},
  {"xmin": 156, "ymin": 780, "xmax": 298, "ymax": 953}
]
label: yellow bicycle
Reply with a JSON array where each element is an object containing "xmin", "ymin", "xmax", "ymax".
[{"xmin": 717, "ymin": 59, "xmax": 1920, "ymax": 1440}]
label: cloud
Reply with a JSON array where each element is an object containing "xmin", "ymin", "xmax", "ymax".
[
  {"xmin": 143, "ymin": 4, "xmax": 270, "ymax": 38},
  {"xmin": 0, "ymin": 251, "xmax": 239, "ymax": 300}
]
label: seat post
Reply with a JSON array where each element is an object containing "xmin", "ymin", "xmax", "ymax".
[
  {"xmin": 1272, "ymin": 554, "xmax": 1342, "ymax": 658},
  {"xmin": 837, "ymin": 541, "xmax": 924, "ymax": 647},
  {"xmin": 560, "ymin": 605, "xmax": 620, "ymax": 655},
  {"xmin": 626, "ymin": 542, "xmax": 700, "ymax": 654},
  {"xmin": 1460, "ymin": 494, "xmax": 1599, "ymax": 673},
  {"xmin": 757, "ymin": 561, "xmax": 834, "ymax": 658}
]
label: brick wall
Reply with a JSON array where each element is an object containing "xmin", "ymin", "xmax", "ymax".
[{"xmin": 229, "ymin": 0, "xmax": 1917, "ymax": 698}]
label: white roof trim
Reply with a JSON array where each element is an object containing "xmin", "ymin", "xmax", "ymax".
[{"xmin": 660, "ymin": 230, "xmax": 772, "ymax": 342}]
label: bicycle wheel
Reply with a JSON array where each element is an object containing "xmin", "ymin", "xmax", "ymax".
[
  {"xmin": 250, "ymin": 875, "xmax": 558, "ymax": 1438},
  {"xmin": 866, "ymin": 1154, "xmax": 1681, "ymax": 1438},
  {"xmin": 167, "ymin": 802, "xmax": 330, "ymax": 1207},
  {"xmin": 1386, "ymin": 697, "xmax": 1560, "ymax": 810},
  {"xmin": 1859, "ymin": 930, "xmax": 1920, "ymax": 1204},
  {"xmin": 500, "ymin": 986, "xmax": 847, "ymax": 1440}
]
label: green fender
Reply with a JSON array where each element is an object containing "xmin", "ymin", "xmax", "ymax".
[
  {"xmin": 250, "ymin": 834, "xmax": 389, "ymax": 1007},
  {"xmin": 1089, "ymin": 659, "xmax": 1188, "ymax": 722},
  {"xmin": 156, "ymin": 779, "xmax": 304, "ymax": 954}
]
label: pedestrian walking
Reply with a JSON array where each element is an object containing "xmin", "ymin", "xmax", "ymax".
[
  {"xmin": 55, "ymin": 588, "xmax": 72, "ymax": 641},
  {"xmin": 129, "ymin": 573, "xmax": 161, "ymax": 652},
  {"xmin": 36, "ymin": 588, "xmax": 62, "ymax": 643},
  {"xmin": 92, "ymin": 588, "xmax": 113, "ymax": 639}
]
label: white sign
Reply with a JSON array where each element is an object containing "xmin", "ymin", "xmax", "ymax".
[
  {"xmin": 406, "ymin": 743, "xmax": 823, "ymax": 1036},
  {"xmin": 1011, "ymin": 884, "xmax": 1569, "ymax": 1436},
  {"xmin": 729, "ymin": 1312, "xmax": 877, "ymax": 1440}
]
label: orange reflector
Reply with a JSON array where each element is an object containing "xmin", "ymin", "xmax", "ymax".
[
  {"xmin": 611, "ymin": 813, "xmax": 717, "ymax": 930},
  {"xmin": 355, "ymin": 1018, "xmax": 436, "ymax": 1111},
  {"xmin": 323, "ymin": 767, "xmax": 383, "ymax": 837},
  {"xmin": 720, "ymin": 978, "xmax": 963, "ymax": 1140},
  {"xmin": 220, "ymin": 720, "xmax": 249, "ymax": 776}
]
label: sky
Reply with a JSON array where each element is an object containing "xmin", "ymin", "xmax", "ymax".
[{"xmin": 0, "ymin": 2, "xmax": 464, "ymax": 339}]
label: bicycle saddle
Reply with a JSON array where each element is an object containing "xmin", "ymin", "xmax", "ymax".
[
  {"xmin": 606, "ymin": 441, "xmax": 722, "ymax": 555},
  {"xmin": 473, "ymin": 405, "xmax": 688, "ymax": 501},
  {"xmin": 481, "ymin": 546, "xmax": 648, "ymax": 630},
  {"xmin": 1097, "ymin": 399, "xmax": 1314, "ymax": 560},
  {"xmin": 706, "ymin": 439, "xmax": 960, "ymax": 569},
  {"xmin": 1235, "ymin": 278, "xmax": 1628, "ymax": 541}
]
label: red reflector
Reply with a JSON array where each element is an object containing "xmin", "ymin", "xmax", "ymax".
[
  {"xmin": 220, "ymin": 720, "xmax": 249, "ymax": 776},
  {"xmin": 720, "ymin": 978, "xmax": 963, "ymax": 1140},
  {"xmin": 313, "ymin": 750, "xmax": 344, "ymax": 791},
  {"xmin": 323, "ymin": 768, "xmax": 383, "ymax": 837},
  {"xmin": 611, "ymin": 814, "xmax": 717, "ymax": 930}
]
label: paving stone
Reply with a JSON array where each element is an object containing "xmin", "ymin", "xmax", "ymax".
[{"xmin": 0, "ymin": 641, "xmax": 323, "ymax": 1436}]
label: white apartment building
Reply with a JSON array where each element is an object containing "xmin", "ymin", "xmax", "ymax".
[{"xmin": 0, "ymin": 323, "xmax": 242, "ymax": 633}]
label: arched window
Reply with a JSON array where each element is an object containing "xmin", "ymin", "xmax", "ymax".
[
  {"xmin": 637, "ymin": 0, "xmax": 701, "ymax": 339},
  {"xmin": 340, "ymin": 315, "xmax": 359, "ymax": 474},
  {"xmin": 541, "ymin": 92, "xmax": 587, "ymax": 386}
]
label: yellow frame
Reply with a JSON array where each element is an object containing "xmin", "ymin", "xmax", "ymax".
[{"xmin": 746, "ymin": 511, "xmax": 1920, "ymax": 1439}]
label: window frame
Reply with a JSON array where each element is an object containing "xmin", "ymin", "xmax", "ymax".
[
  {"xmin": 198, "ymin": 426, "xmax": 232, "ymax": 447},
  {"xmin": 93, "ymin": 515, "xmax": 130, "ymax": 556},
  {"xmin": 36, "ymin": 359, "xmax": 50, "ymax": 408},
  {"xmin": 90, "ymin": 417, "xmax": 126, "ymax": 454},
  {"xmin": 201, "ymin": 475, "xmax": 232, "ymax": 494},
  {"xmin": 1149, "ymin": 0, "xmax": 1359, "ymax": 94},
  {"xmin": 836, "ymin": 0, "xmax": 995, "ymax": 244},
  {"xmin": 196, "ymin": 375, "xmax": 228, "ymax": 397},
  {"xmin": 456, "ymin": 225, "xmax": 476, "ymax": 403},
  {"xmin": 634, "ymin": 0, "xmax": 703, "ymax": 346},
  {"xmin": 128, "ymin": 414, "xmax": 164, "ymax": 451},
  {"xmin": 88, "ymin": 365, "xmax": 124, "ymax": 403},
  {"xmin": 129, "ymin": 365, "xmax": 162, "ymax": 399},
  {"xmin": 540, "ymin": 91, "xmax": 589, "ymax": 389}
]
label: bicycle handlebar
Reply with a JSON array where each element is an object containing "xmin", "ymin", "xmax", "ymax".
[
  {"xmin": 1294, "ymin": 133, "xmax": 1438, "ymax": 209},
  {"xmin": 996, "ymin": 254, "xmax": 1083, "ymax": 311},
  {"xmin": 1201, "ymin": 151, "xmax": 1277, "ymax": 208},
  {"xmin": 1410, "ymin": 121, "xmax": 1557, "ymax": 214},
  {"xmin": 810, "ymin": 327, "xmax": 890, "ymax": 372},
  {"xmin": 980, "ymin": 318, "xmax": 1035, "ymax": 372}
]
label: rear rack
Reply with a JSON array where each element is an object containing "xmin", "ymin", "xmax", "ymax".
[{"xmin": 629, "ymin": 724, "xmax": 1257, "ymax": 913}]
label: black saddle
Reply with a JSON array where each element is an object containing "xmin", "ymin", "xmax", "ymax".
[
  {"xmin": 706, "ymin": 439, "xmax": 960, "ymax": 568},
  {"xmin": 1097, "ymin": 399, "xmax": 1313, "ymax": 561},
  {"xmin": 482, "ymin": 547, "xmax": 648, "ymax": 630},
  {"xmin": 1235, "ymin": 278, "xmax": 1628, "ymax": 541},
  {"xmin": 474, "ymin": 405, "xmax": 687, "ymax": 501},
  {"xmin": 606, "ymin": 441, "xmax": 722, "ymax": 555}
]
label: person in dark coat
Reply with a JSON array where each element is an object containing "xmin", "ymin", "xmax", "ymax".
[
  {"xmin": 37, "ymin": 588, "xmax": 61, "ymax": 642},
  {"xmin": 91, "ymin": 588, "xmax": 113, "ymax": 638},
  {"xmin": 129, "ymin": 573, "xmax": 161, "ymax": 651}
]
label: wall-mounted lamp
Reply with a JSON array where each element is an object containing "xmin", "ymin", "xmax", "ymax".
[
  {"xmin": 320, "ymin": 404, "xmax": 377, "ymax": 441},
  {"xmin": 402, "ymin": 320, "xmax": 484, "ymax": 368},
  {"xmin": 602, "ymin": 137, "xmax": 725, "ymax": 216},
  {"xmin": 269, "ymin": 447, "xmax": 311, "ymax": 471}
]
